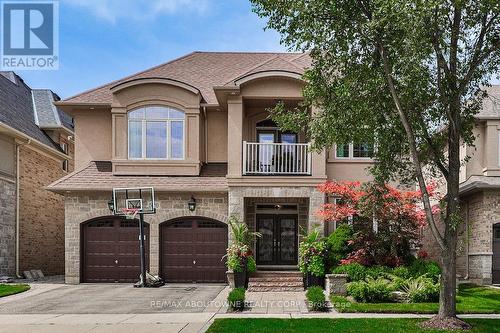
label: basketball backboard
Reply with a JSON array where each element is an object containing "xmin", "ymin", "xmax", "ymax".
[{"xmin": 112, "ymin": 187, "xmax": 156, "ymax": 215}]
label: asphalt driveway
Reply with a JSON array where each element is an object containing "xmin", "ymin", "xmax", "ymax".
[{"xmin": 0, "ymin": 283, "xmax": 226, "ymax": 314}]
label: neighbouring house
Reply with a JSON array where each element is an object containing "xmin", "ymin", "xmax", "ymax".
[
  {"xmin": 0, "ymin": 71, "xmax": 74, "ymax": 278},
  {"xmin": 422, "ymin": 85, "xmax": 500, "ymax": 286},
  {"xmin": 47, "ymin": 52, "xmax": 376, "ymax": 285}
]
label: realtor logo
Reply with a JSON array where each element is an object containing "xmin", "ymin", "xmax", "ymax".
[{"xmin": 1, "ymin": 0, "xmax": 59, "ymax": 70}]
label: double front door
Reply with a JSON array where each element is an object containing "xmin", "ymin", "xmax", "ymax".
[{"xmin": 256, "ymin": 214, "xmax": 298, "ymax": 265}]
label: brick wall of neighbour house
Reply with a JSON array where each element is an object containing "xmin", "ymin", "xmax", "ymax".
[
  {"xmin": 64, "ymin": 191, "xmax": 228, "ymax": 284},
  {"xmin": 422, "ymin": 190, "xmax": 496, "ymax": 284},
  {"xmin": 0, "ymin": 177, "xmax": 16, "ymax": 276},
  {"xmin": 18, "ymin": 145, "xmax": 67, "ymax": 275}
]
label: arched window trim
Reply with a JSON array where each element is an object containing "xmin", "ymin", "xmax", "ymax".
[{"xmin": 128, "ymin": 105, "xmax": 185, "ymax": 160}]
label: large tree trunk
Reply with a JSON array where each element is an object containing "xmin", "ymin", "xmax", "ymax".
[
  {"xmin": 422, "ymin": 96, "xmax": 471, "ymax": 330},
  {"xmin": 438, "ymin": 232, "xmax": 457, "ymax": 318}
]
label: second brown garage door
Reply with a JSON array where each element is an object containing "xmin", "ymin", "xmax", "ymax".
[
  {"xmin": 161, "ymin": 217, "xmax": 227, "ymax": 283},
  {"xmin": 82, "ymin": 218, "xmax": 150, "ymax": 283}
]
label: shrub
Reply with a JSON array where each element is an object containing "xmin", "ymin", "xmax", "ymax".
[
  {"xmin": 227, "ymin": 288, "xmax": 246, "ymax": 311},
  {"xmin": 326, "ymin": 224, "xmax": 353, "ymax": 270},
  {"xmin": 333, "ymin": 263, "xmax": 368, "ymax": 282},
  {"xmin": 366, "ymin": 265, "xmax": 391, "ymax": 279},
  {"xmin": 409, "ymin": 259, "xmax": 441, "ymax": 282},
  {"xmin": 399, "ymin": 276, "xmax": 440, "ymax": 303},
  {"xmin": 346, "ymin": 277, "xmax": 394, "ymax": 303},
  {"xmin": 392, "ymin": 266, "xmax": 412, "ymax": 279},
  {"xmin": 306, "ymin": 286, "xmax": 327, "ymax": 311}
]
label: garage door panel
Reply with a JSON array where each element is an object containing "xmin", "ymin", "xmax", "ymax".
[
  {"xmin": 85, "ymin": 242, "xmax": 116, "ymax": 254},
  {"xmin": 82, "ymin": 218, "xmax": 149, "ymax": 283},
  {"xmin": 161, "ymin": 218, "xmax": 227, "ymax": 283}
]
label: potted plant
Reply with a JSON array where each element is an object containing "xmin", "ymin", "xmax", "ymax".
[
  {"xmin": 299, "ymin": 229, "xmax": 327, "ymax": 288},
  {"xmin": 224, "ymin": 216, "xmax": 261, "ymax": 288}
]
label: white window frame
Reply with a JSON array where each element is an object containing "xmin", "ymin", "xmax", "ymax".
[
  {"xmin": 334, "ymin": 143, "xmax": 374, "ymax": 160},
  {"xmin": 127, "ymin": 106, "xmax": 185, "ymax": 160}
]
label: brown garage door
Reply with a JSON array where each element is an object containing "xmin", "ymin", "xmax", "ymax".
[
  {"xmin": 82, "ymin": 218, "xmax": 149, "ymax": 283},
  {"xmin": 161, "ymin": 217, "xmax": 227, "ymax": 283}
]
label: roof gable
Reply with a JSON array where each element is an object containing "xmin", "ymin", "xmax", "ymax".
[{"xmin": 63, "ymin": 52, "xmax": 310, "ymax": 105}]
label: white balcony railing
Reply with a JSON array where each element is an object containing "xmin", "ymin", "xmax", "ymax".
[{"xmin": 243, "ymin": 141, "xmax": 312, "ymax": 175}]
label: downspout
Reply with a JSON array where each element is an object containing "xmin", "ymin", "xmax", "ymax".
[
  {"xmin": 464, "ymin": 200, "xmax": 469, "ymax": 280},
  {"xmin": 203, "ymin": 106, "xmax": 208, "ymax": 162},
  {"xmin": 15, "ymin": 139, "xmax": 31, "ymax": 278}
]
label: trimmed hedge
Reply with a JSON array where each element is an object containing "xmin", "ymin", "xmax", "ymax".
[
  {"xmin": 306, "ymin": 286, "xmax": 328, "ymax": 311},
  {"xmin": 228, "ymin": 288, "xmax": 246, "ymax": 311}
]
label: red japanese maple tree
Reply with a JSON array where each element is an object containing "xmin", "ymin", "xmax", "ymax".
[{"xmin": 318, "ymin": 181, "xmax": 438, "ymax": 267}]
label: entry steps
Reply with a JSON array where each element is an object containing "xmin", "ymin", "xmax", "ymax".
[{"xmin": 247, "ymin": 271, "xmax": 304, "ymax": 292}]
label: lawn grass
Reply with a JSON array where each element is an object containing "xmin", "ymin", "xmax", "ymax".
[
  {"xmin": 331, "ymin": 284, "xmax": 500, "ymax": 314},
  {"xmin": 206, "ymin": 318, "xmax": 500, "ymax": 333},
  {"xmin": 0, "ymin": 284, "xmax": 30, "ymax": 298}
]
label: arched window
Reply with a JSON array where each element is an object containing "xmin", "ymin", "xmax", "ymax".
[{"xmin": 128, "ymin": 106, "xmax": 184, "ymax": 159}]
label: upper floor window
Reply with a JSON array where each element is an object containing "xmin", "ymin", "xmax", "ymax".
[
  {"xmin": 128, "ymin": 106, "xmax": 185, "ymax": 160},
  {"xmin": 335, "ymin": 143, "xmax": 374, "ymax": 159}
]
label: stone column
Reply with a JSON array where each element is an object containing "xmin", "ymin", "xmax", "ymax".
[
  {"xmin": 308, "ymin": 188, "xmax": 325, "ymax": 235},
  {"xmin": 149, "ymin": 219, "xmax": 160, "ymax": 276}
]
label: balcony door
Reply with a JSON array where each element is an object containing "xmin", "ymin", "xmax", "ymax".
[
  {"xmin": 256, "ymin": 214, "xmax": 298, "ymax": 266},
  {"xmin": 257, "ymin": 130, "xmax": 298, "ymax": 173}
]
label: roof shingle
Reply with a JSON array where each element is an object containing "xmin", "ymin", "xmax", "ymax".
[
  {"xmin": 47, "ymin": 161, "xmax": 228, "ymax": 193},
  {"xmin": 64, "ymin": 52, "xmax": 310, "ymax": 105}
]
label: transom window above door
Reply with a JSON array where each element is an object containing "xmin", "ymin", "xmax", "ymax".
[{"xmin": 128, "ymin": 106, "xmax": 185, "ymax": 160}]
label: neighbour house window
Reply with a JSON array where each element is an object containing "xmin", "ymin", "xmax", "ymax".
[
  {"xmin": 128, "ymin": 106, "xmax": 185, "ymax": 160},
  {"xmin": 335, "ymin": 143, "xmax": 374, "ymax": 159},
  {"xmin": 60, "ymin": 142, "xmax": 69, "ymax": 172}
]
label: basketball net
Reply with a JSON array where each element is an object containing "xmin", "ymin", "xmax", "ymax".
[{"xmin": 121, "ymin": 208, "xmax": 139, "ymax": 220}]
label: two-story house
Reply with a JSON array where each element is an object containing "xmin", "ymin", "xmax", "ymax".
[
  {"xmin": 0, "ymin": 71, "xmax": 74, "ymax": 278},
  {"xmin": 48, "ymin": 52, "xmax": 376, "ymax": 284}
]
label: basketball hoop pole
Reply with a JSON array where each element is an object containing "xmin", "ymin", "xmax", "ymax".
[{"xmin": 138, "ymin": 212, "xmax": 147, "ymax": 287}]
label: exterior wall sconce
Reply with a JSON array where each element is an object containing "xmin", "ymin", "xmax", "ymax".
[
  {"xmin": 188, "ymin": 196, "xmax": 196, "ymax": 212},
  {"xmin": 107, "ymin": 199, "xmax": 115, "ymax": 212}
]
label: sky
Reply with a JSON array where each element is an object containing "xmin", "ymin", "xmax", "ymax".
[{"xmin": 17, "ymin": 0, "xmax": 287, "ymax": 99}]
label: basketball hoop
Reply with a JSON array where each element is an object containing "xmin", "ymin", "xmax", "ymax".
[{"xmin": 121, "ymin": 208, "xmax": 139, "ymax": 220}]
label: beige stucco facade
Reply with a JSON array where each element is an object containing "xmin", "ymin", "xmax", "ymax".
[{"xmin": 53, "ymin": 53, "xmax": 380, "ymax": 284}]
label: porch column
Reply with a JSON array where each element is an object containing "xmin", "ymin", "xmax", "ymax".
[
  {"xmin": 311, "ymin": 106, "xmax": 326, "ymax": 177},
  {"xmin": 227, "ymin": 97, "xmax": 243, "ymax": 177},
  {"xmin": 308, "ymin": 189, "xmax": 326, "ymax": 235}
]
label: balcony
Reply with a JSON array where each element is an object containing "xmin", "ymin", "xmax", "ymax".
[{"xmin": 243, "ymin": 141, "xmax": 312, "ymax": 175}]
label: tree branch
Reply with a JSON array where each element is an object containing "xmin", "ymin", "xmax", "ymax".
[
  {"xmin": 376, "ymin": 40, "xmax": 446, "ymax": 251},
  {"xmin": 459, "ymin": 12, "xmax": 499, "ymax": 92}
]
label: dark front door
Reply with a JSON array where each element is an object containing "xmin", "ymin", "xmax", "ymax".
[
  {"xmin": 256, "ymin": 214, "xmax": 298, "ymax": 265},
  {"xmin": 161, "ymin": 217, "xmax": 228, "ymax": 283},
  {"xmin": 82, "ymin": 218, "xmax": 150, "ymax": 283}
]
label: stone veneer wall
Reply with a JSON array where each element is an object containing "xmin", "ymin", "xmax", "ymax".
[
  {"xmin": 229, "ymin": 186, "xmax": 325, "ymax": 235},
  {"xmin": 64, "ymin": 191, "xmax": 228, "ymax": 284},
  {"xmin": 245, "ymin": 197, "xmax": 309, "ymax": 255},
  {"xmin": 18, "ymin": 146, "xmax": 67, "ymax": 275},
  {"xmin": 423, "ymin": 190, "xmax": 497, "ymax": 285},
  {"xmin": 0, "ymin": 177, "xmax": 16, "ymax": 276}
]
